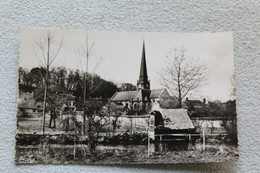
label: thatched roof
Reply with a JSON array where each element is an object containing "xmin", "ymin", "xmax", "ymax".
[{"xmin": 160, "ymin": 109, "xmax": 194, "ymax": 130}]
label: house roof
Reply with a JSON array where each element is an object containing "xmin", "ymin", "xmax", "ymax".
[{"xmin": 160, "ymin": 109, "xmax": 194, "ymax": 130}]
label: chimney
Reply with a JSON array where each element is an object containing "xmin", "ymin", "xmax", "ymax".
[{"xmin": 203, "ymin": 98, "xmax": 206, "ymax": 104}]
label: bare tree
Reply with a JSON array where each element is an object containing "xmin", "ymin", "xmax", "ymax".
[
  {"xmin": 33, "ymin": 31, "xmax": 64, "ymax": 134},
  {"xmin": 160, "ymin": 48, "xmax": 208, "ymax": 108},
  {"xmin": 76, "ymin": 33, "xmax": 104, "ymax": 135}
]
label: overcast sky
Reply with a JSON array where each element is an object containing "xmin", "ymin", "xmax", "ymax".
[{"xmin": 20, "ymin": 28, "xmax": 235, "ymax": 102}]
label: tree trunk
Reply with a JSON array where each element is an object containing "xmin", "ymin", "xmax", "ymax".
[
  {"xmin": 42, "ymin": 85, "xmax": 47, "ymax": 133},
  {"xmin": 49, "ymin": 111, "xmax": 53, "ymax": 128},
  {"xmin": 87, "ymin": 118, "xmax": 97, "ymax": 155},
  {"xmin": 42, "ymin": 37, "xmax": 50, "ymax": 134},
  {"xmin": 83, "ymin": 114, "xmax": 86, "ymax": 135}
]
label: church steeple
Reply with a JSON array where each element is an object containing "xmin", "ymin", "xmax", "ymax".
[{"xmin": 137, "ymin": 41, "xmax": 150, "ymax": 90}]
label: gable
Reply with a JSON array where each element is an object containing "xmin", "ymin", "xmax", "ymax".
[
  {"xmin": 150, "ymin": 89, "xmax": 165, "ymax": 99},
  {"xmin": 159, "ymin": 89, "xmax": 170, "ymax": 100}
]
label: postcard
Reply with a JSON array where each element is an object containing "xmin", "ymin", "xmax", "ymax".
[{"xmin": 16, "ymin": 28, "xmax": 238, "ymax": 164}]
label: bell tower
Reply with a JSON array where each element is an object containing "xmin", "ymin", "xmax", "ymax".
[{"xmin": 137, "ymin": 41, "xmax": 150, "ymax": 90}]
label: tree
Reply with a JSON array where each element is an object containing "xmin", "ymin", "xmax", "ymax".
[
  {"xmin": 83, "ymin": 100, "xmax": 111, "ymax": 155},
  {"xmin": 33, "ymin": 31, "xmax": 64, "ymax": 134},
  {"xmin": 105, "ymin": 102, "xmax": 123, "ymax": 136},
  {"xmin": 119, "ymin": 83, "xmax": 137, "ymax": 91},
  {"xmin": 160, "ymin": 48, "xmax": 208, "ymax": 107},
  {"xmin": 75, "ymin": 33, "xmax": 106, "ymax": 135},
  {"xmin": 18, "ymin": 67, "xmax": 35, "ymax": 92}
]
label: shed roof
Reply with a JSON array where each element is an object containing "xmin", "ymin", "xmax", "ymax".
[{"xmin": 160, "ymin": 109, "xmax": 194, "ymax": 130}]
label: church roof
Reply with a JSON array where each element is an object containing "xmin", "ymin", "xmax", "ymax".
[
  {"xmin": 110, "ymin": 89, "xmax": 167, "ymax": 102},
  {"xmin": 109, "ymin": 91, "xmax": 139, "ymax": 102},
  {"xmin": 137, "ymin": 41, "xmax": 150, "ymax": 90},
  {"xmin": 160, "ymin": 109, "xmax": 194, "ymax": 130}
]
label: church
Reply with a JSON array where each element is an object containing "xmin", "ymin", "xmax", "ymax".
[
  {"xmin": 109, "ymin": 42, "xmax": 194, "ymax": 132},
  {"xmin": 109, "ymin": 42, "xmax": 171, "ymax": 114}
]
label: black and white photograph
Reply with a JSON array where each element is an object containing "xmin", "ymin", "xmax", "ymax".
[{"xmin": 16, "ymin": 28, "xmax": 239, "ymax": 164}]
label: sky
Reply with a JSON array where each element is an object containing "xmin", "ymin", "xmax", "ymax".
[{"xmin": 20, "ymin": 28, "xmax": 235, "ymax": 102}]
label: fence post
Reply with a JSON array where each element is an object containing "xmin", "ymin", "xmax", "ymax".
[
  {"xmin": 147, "ymin": 117, "xmax": 150, "ymax": 157},
  {"xmin": 203, "ymin": 129, "xmax": 206, "ymax": 150}
]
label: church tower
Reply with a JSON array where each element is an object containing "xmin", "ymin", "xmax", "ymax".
[{"xmin": 137, "ymin": 41, "xmax": 150, "ymax": 90}]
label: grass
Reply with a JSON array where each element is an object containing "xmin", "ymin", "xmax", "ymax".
[{"xmin": 15, "ymin": 142, "xmax": 238, "ymax": 164}]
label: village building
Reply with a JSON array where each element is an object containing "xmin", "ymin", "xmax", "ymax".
[
  {"xmin": 17, "ymin": 92, "xmax": 43, "ymax": 117},
  {"xmin": 18, "ymin": 91, "xmax": 76, "ymax": 118},
  {"xmin": 183, "ymin": 97, "xmax": 208, "ymax": 117}
]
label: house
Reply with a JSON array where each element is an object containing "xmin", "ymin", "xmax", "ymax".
[
  {"xmin": 17, "ymin": 92, "xmax": 42, "ymax": 117},
  {"xmin": 183, "ymin": 98, "xmax": 208, "ymax": 117},
  {"xmin": 58, "ymin": 93, "xmax": 76, "ymax": 113},
  {"xmin": 17, "ymin": 91, "xmax": 76, "ymax": 117}
]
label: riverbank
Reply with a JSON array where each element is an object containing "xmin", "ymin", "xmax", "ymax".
[{"xmin": 15, "ymin": 142, "xmax": 239, "ymax": 164}]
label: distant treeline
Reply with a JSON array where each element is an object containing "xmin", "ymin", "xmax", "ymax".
[
  {"xmin": 19, "ymin": 66, "xmax": 118, "ymax": 102},
  {"xmin": 186, "ymin": 100, "xmax": 237, "ymax": 119}
]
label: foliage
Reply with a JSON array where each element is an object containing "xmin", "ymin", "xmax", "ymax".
[
  {"xmin": 159, "ymin": 98, "xmax": 179, "ymax": 109},
  {"xmin": 118, "ymin": 83, "xmax": 137, "ymax": 91},
  {"xmin": 80, "ymin": 101, "xmax": 121, "ymax": 155},
  {"xmin": 19, "ymin": 67, "xmax": 118, "ymax": 103},
  {"xmin": 185, "ymin": 99, "xmax": 238, "ymax": 144}
]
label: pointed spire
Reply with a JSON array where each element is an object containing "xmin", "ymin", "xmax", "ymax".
[
  {"xmin": 137, "ymin": 41, "xmax": 150, "ymax": 90},
  {"xmin": 139, "ymin": 41, "xmax": 148, "ymax": 79}
]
